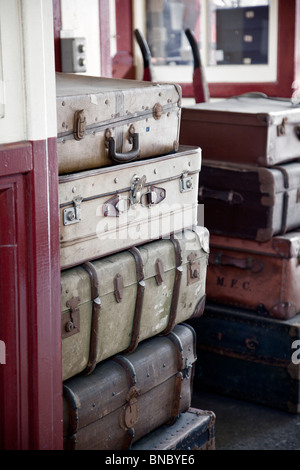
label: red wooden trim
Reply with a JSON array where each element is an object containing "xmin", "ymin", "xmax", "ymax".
[
  {"xmin": 99, "ymin": 0, "xmax": 112, "ymax": 77},
  {"xmin": 52, "ymin": 0, "xmax": 62, "ymax": 72},
  {"xmin": 0, "ymin": 141, "xmax": 32, "ymax": 176},
  {"xmin": 0, "ymin": 174, "xmax": 29, "ymax": 449},
  {"xmin": 0, "ymin": 139, "xmax": 62, "ymax": 450},
  {"xmin": 181, "ymin": 0, "xmax": 300, "ymax": 98},
  {"xmin": 27, "ymin": 138, "xmax": 62, "ymax": 450},
  {"xmin": 113, "ymin": 0, "xmax": 135, "ymax": 78},
  {"xmin": 294, "ymin": 0, "xmax": 300, "ymax": 84}
]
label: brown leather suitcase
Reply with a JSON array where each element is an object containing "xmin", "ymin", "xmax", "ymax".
[
  {"xmin": 132, "ymin": 407, "xmax": 216, "ymax": 451},
  {"xmin": 180, "ymin": 94, "xmax": 300, "ymax": 167},
  {"xmin": 206, "ymin": 231, "xmax": 300, "ymax": 319},
  {"xmin": 198, "ymin": 159, "xmax": 300, "ymax": 242},
  {"xmin": 62, "ymin": 323, "xmax": 197, "ymax": 450},
  {"xmin": 56, "ymin": 73, "xmax": 181, "ymax": 174},
  {"xmin": 61, "ymin": 227, "xmax": 209, "ymax": 381}
]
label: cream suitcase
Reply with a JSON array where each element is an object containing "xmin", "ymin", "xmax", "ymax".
[
  {"xmin": 59, "ymin": 145, "xmax": 201, "ymax": 269},
  {"xmin": 56, "ymin": 73, "xmax": 182, "ymax": 174},
  {"xmin": 61, "ymin": 227, "xmax": 209, "ymax": 381}
]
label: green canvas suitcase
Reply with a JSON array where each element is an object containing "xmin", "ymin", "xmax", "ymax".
[{"xmin": 61, "ymin": 227, "xmax": 209, "ymax": 381}]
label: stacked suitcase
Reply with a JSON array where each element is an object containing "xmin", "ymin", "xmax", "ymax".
[
  {"xmin": 56, "ymin": 72, "xmax": 215, "ymax": 450},
  {"xmin": 180, "ymin": 94, "xmax": 300, "ymax": 413}
]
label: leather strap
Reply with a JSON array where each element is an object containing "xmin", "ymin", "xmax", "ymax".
[
  {"xmin": 124, "ymin": 247, "xmax": 145, "ymax": 353},
  {"xmin": 81, "ymin": 262, "xmax": 101, "ymax": 376},
  {"xmin": 273, "ymin": 165, "xmax": 290, "ymax": 234},
  {"xmin": 161, "ymin": 234, "xmax": 183, "ymax": 335},
  {"xmin": 165, "ymin": 330, "xmax": 185, "ymax": 424},
  {"xmin": 112, "ymin": 355, "xmax": 138, "ymax": 450}
]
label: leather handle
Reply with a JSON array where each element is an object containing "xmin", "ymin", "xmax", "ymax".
[
  {"xmin": 213, "ymin": 253, "xmax": 263, "ymax": 273},
  {"xmin": 199, "ymin": 186, "xmax": 244, "ymax": 205},
  {"xmin": 106, "ymin": 133, "xmax": 140, "ymax": 163}
]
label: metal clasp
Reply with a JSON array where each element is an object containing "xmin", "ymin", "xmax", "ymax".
[
  {"xmin": 183, "ymin": 358, "xmax": 193, "ymax": 379},
  {"xmin": 74, "ymin": 109, "xmax": 86, "ymax": 140},
  {"xmin": 180, "ymin": 171, "xmax": 193, "ymax": 192},
  {"xmin": 62, "ymin": 296, "xmax": 81, "ymax": 339},
  {"xmin": 141, "ymin": 186, "xmax": 166, "ymax": 208},
  {"xmin": 63, "ymin": 196, "xmax": 83, "ymax": 225},
  {"xmin": 187, "ymin": 252, "xmax": 201, "ymax": 285},
  {"xmin": 130, "ymin": 174, "xmax": 147, "ymax": 207},
  {"xmin": 277, "ymin": 117, "xmax": 288, "ymax": 136}
]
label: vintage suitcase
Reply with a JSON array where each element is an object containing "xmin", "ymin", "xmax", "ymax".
[
  {"xmin": 63, "ymin": 323, "xmax": 197, "ymax": 450},
  {"xmin": 189, "ymin": 302, "xmax": 300, "ymax": 413},
  {"xmin": 56, "ymin": 72, "xmax": 182, "ymax": 174},
  {"xmin": 61, "ymin": 226, "xmax": 209, "ymax": 381},
  {"xmin": 180, "ymin": 94, "xmax": 300, "ymax": 167},
  {"xmin": 132, "ymin": 407, "xmax": 216, "ymax": 451},
  {"xmin": 198, "ymin": 159, "xmax": 300, "ymax": 242},
  {"xmin": 59, "ymin": 145, "xmax": 201, "ymax": 269},
  {"xmin": 206, "ymin": 231, "xmax": 300, "ymax": 319}
]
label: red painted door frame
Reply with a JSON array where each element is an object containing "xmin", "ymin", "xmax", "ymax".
[
  {"xmin": 0, "ymin": 140, "xmax": 62, "ymax": 450},
  {"xmin": 112, "ymin": 0, "xmax": 135, "ymax": 79}
]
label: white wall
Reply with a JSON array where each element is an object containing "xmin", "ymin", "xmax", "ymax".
[
  {"xmin": 60, "ymin": 0, "xmax": 101, "ymax": 77},
  {"xmin": 0, "ymin": 0, "xmax": 57, "ymax": 144}
]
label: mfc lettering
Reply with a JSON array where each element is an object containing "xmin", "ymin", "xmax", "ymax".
[{"xmin": 216, "ymin": 277, "xmax": 251, "ymax": 291}]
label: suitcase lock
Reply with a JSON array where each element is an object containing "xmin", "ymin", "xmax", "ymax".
[
  {"xmin": 130, "ymin": 174, "xmax": 147, "ymax": 207},
  {"xmin": 62, "ymin": 296, "xmax": 81, "ymax": 339},
  {"xmin": 63, "ymin": 196, "xmax": 83, "ymax": 225},
  {"xmin": 277, "ymin": 117, "xmax": 288, "ymax": 137},
  {"xmin": 180, "ymin": 171, "xmax": 193, "ymax": 192},
  {"xmin": 187, "ymin": 252, "xmax": 201, "ymax": 285}
]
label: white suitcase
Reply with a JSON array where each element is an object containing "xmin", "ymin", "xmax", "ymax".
[
  {"xmin": 59, "ymin": 145, "xmax": 201, "ymax": 269},
  {"xmin": 56, "ymin": 73, "xmax": 182, "ymax": 174}
]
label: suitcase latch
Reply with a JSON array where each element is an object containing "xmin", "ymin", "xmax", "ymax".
[
  {"xmin": 130, "ymin": 174, "xmax": 147, "ymax": 206},
  {"xmin": 141, "ymin": 186, "xmax": 166, "ymax": 207},
  {"xmin": 277, "ymin": 117, "xmax": 288, "ymax": 136},
  {"xmin": 187, "ymin": 252, "xmax": 200, "ymax": 285},
  {"xmin": 63, "ymin": 196, "xmax": 83, "ymax": 225},
  {"xmin": 183, "ymin": 358, "xmax": 193, "ymax": 379},
  {"xmin": 119, "ymin": 386, "xmax": 140, "ymax": 430},
  {"xmin": 103, "ymin": 194, "xmax": 130, "ymax": 217},
  {"xmin": 62, "ymin": 296, "xmax": 81, "ymax": 339},
  {"xmin": 74, "ymin": 109, "xmax": 86, "ymax": 140},
  {"xmin": 180, "ymin": 171, "xmax": 193, "ymax": 192}
]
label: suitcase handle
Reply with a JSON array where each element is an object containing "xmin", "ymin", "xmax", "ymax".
[
  {"xmin": 213, "ymin": 253, "xmax": 263, "ymax": 273},
  {"xmin": 105, "ymin": 128, "xmax": 140, "ymax": 163},
  {"xmin": 199, "ymin": 186, "xmax": 244, "ymax": 205}
]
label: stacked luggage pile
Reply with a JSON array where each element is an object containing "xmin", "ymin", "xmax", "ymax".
[
  {"xmin": 56, "ymin": 72, "xmax": 216, "ymax": 450},
  {"xmin": 180, "ymin": 93, "xmax": 300, "ymax": 413}
]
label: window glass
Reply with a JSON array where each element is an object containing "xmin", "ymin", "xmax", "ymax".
[
  {"xmin": 146, "ymin": 0, "xmax": 201, "ymax": 66},
  {"xmin": 208, "ymin": 1, "xmax": 270, "ymax": 66},
  {"xmin": 143, "ymin": 0, "xmax": 276, "ymax": 84}
]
